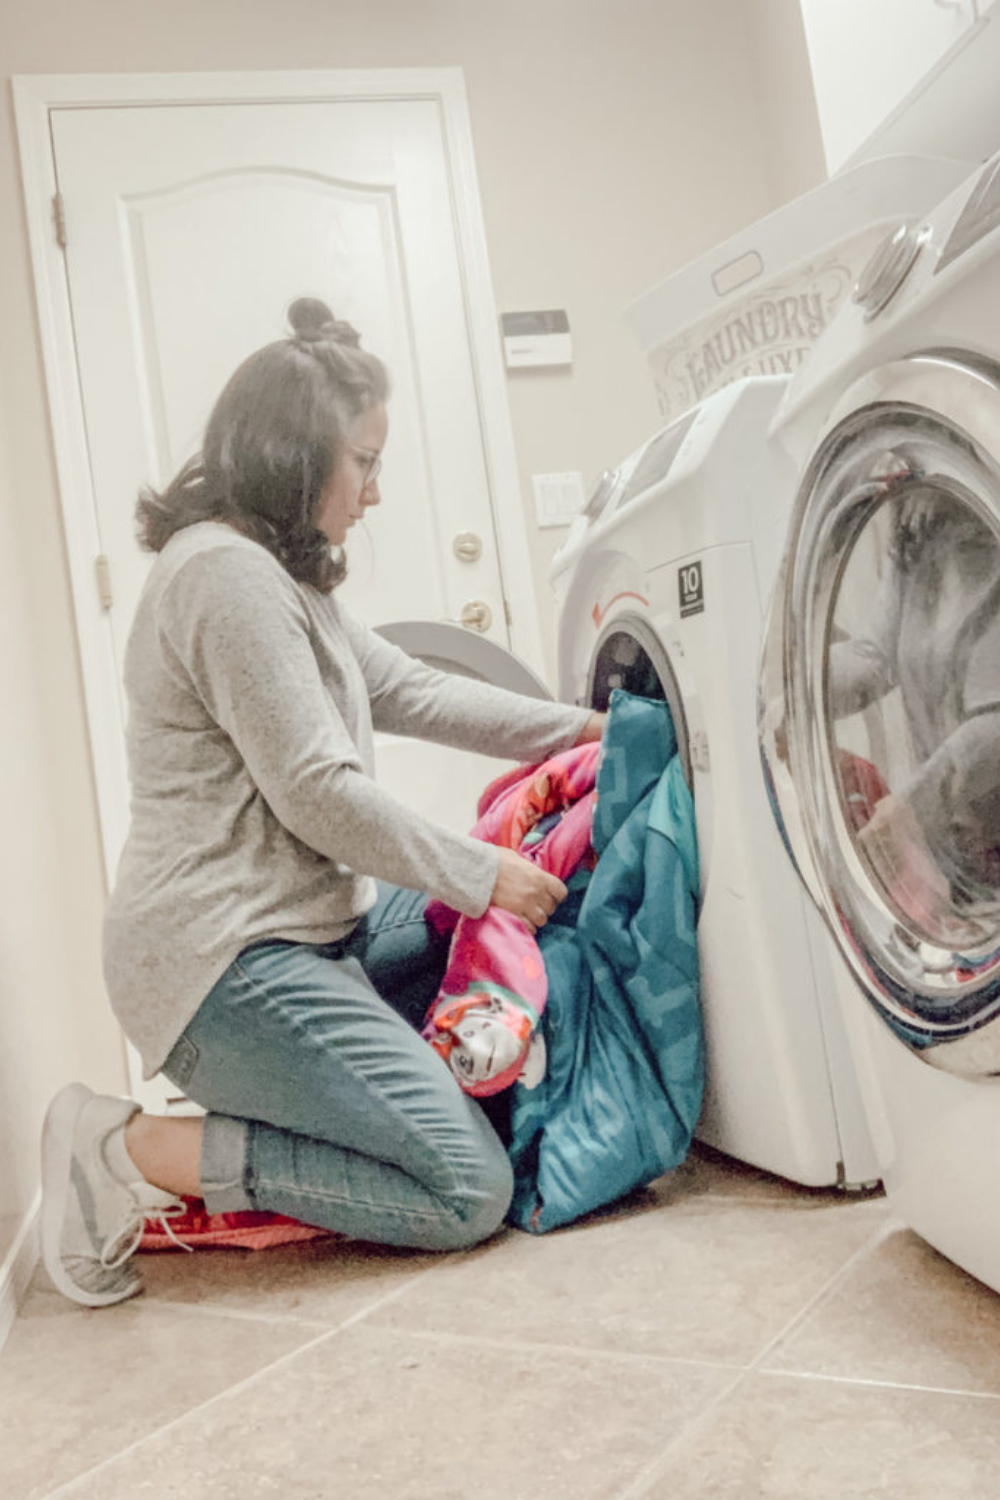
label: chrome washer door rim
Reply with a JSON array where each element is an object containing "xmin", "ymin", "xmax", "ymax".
[{"xmin": 780, "ymin": 351, "xmax": 1000, "ymax": 1076}]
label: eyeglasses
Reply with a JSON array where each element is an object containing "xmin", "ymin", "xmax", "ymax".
[{"xmin": 349, "ymin": 445, "xmax": 383, "ymax": 486}]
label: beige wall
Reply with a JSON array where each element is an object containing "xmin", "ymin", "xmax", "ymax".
[
  {"xmin": 0, "ymin": 0, "xmax": 824, "ymax": 1238},
  {"xmin": 746, "ymin": 0, "xmax": 828, "ymax": 204},
  {"xmin": 0, "ymin": 383, "xmax": 127, "ymax": 1252}
]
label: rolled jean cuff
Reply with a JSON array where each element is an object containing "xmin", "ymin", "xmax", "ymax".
[{"xmin": 200, "ymin": 1112, "xmax": 252, "ymax": 1214}]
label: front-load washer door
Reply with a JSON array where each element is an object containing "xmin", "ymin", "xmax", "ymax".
[
  {"xmin": 375, "ymin": 620, "xmax": 552, "ymax": 698},
  {"xmin": 760, "ymin": 351, "xmax": 1000, "ymax": 1076},
  {"xmin": 369, "ymin": 620, "xmax": 553, "ymax": 833}
]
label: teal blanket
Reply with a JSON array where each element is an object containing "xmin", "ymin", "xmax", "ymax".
[{"xmin": 508, "ymin": 691, "xmax": 703, "ymax": 1231}]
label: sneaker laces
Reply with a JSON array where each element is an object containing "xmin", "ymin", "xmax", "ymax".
[{"xmin": 101, "ymin": 1198, "xmax": 192, "ymax": 1268}]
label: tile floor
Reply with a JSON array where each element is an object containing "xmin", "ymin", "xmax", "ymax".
[{"xmin": 4, "ymin": 1142, "xmax": 1000, "ymax": 1500}]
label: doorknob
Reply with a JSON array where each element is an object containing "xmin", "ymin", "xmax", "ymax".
[
  {"xmin": 459, "ymin": 600, "xmax": 492, "ymax": 632},
  {"xmin": 453, "ymin": 531, "xmax": 483, "ymax": 562}
]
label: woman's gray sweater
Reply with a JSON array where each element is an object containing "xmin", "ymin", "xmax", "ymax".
[{"xmin": 104, "ymin": 523, "xmax": 589, "ymax": 1077}]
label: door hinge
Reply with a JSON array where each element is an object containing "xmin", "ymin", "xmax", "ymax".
[
  {"xmin": 503, "ymin": 598, "xmax": 513, "ymax": 627},
  {"xmin": 95, "ymin": 554, "xmax": 113, "ymax": 611},
  {"xmin": 52, "ymin": 192, "xmax": 67, "ymax": 249}
]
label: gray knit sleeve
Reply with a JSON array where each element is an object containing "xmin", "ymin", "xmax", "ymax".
[
  {"xmin": 338, "ymin": 604, "xmax": 591, "ymax": 760},
  {"xmin": 158, "ymin": 544, "xmax": 499, "ymax": 917}
]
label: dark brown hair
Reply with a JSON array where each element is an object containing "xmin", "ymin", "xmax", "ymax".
[{"xmin": 135, "ymin": 297, "xmax": 390, "ymax": 590}]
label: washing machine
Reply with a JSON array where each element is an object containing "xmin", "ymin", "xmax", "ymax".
[
  {"xmin": 551, "ymin": 375, "xmax": 880, "ymax": 1190},
  {"xmin": 759, "ymin": 151, "xmax": 1000, "ymax": 1291}
]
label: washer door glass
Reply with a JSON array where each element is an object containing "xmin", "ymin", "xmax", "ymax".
[
  {"xmin": 830, "ymin": 492, "xmax": 1000, "ymax": 947},
  {"xmin": 772, "ymin": 353, "xmax": 1000, "ymax": 1075}
]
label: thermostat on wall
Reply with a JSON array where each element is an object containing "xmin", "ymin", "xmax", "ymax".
[{"xmin": 501, "ymin": 309, "xmax": 572, "ymax": 368}]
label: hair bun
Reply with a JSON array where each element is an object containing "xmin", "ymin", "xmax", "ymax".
[{"xmin": 287, "ymin": 296, "xmax": 361, "ymax": 348}]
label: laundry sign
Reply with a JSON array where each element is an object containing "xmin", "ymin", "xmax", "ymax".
[
  {"xmin": 644, "ymin": 224, "xmax": 889, "ymax": 423},
  {"xmin": 682, "ymin": 288, "xmax": 828, "ymax": 395}
]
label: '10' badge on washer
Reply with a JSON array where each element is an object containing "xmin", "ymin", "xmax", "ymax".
[{"xmin": 678, "ymin": 560, "xmax": 704, "ymax": 619}]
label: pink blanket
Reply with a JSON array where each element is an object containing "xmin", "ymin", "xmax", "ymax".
[{"xmin": 423, "ymin": 742, "xmax": 600, "ymax": 1095}]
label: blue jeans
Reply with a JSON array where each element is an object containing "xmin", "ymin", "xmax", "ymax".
[{"xmin": 161, "ymin": 883, "xmax": 513, "ymax": 1250}]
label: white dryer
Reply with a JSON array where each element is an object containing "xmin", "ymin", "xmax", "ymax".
[
  {"xmin": 550, "ymin": 375, "xmax": 880, "ymax": 1190},
  {"xmin": 759, "ymin": 152, "xmax": 1000, "ymax": 1291}
]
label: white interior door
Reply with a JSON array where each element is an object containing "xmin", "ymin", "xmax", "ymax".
[{"xmin": 48, "ymin": 94, "xmax": 533, "ymax": 845}]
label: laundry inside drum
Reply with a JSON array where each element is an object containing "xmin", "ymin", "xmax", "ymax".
[{"xmin": 825, "ymin": 485, "xmax": 1000, "ymax": 955}]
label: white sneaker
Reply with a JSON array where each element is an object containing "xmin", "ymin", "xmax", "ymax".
[{"xmin": 41, "ymin": 1082, "xmax": 186, "ymax": 1307}]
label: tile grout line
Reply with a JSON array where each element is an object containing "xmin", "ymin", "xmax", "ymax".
[
  {"xmin": 287, "ymin": 1251, "xmax": 458, "ymax": 1336},
  {"xmin": 610, "ymin": 1214, "xmax": 896, "ymax": 1500},
  {"xmin": 121, "ymin": 1293, "xmax": 332, "ymax": 1330},
  {"xmin": 374, "ymin": 1323, "xmax": 749, "ymax": 1373},
  {"xmin": 613, "ymin": 1365, "xmax": 751, "ymax": 1500},
  {"xmin": 37, "ymin": 1258, "xmax": 451, "ymax": 1500},
  {"xmin": 740, "ymin": 1214, "xmax": 897, "ymax": 1375},
  {"xmin": 753, "ymin": 1367, "xmax": 1000, "ymax": 1402},
  {"xmin": 612, "ymin": 1348, "xmax": 1000, "ymax": 1500},
  {"xmin": 37, "ymin": 1323, "xmax": 342, "ymax": 1500},
  {"xmin": 134, "ymin": 1245, "xmax": 465, "ymax": 1330}
]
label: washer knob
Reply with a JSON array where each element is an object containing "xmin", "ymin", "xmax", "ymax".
[{"xmin": 852, "ymin": 221, "xmax": 929, "ymax": 322}]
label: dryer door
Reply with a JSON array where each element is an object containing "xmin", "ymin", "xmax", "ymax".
[
  {"xmin": 371, "ymin": 620, "xmax": 553, "ymax": 833},
  {"xmin": 760, "ymin": 351, "xmax": 1000, "ymax": 1076},
  {"xmin": 375, "ymin": 620, "xmax": 552, "ymax": 698}
]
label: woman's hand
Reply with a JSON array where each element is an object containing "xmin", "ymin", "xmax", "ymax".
[
  {"xmin": 490, "ymin": 846, "xmax": 568, "ymax": 934},
  {"xmin": 573, "ymin": 711, "xmax": 607, "ymax": 746}
]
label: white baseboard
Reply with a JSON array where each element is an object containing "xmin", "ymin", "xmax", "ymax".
[{"xmin": 0, "ymin": 1194, "xmax": 40, "ymax": 1359}]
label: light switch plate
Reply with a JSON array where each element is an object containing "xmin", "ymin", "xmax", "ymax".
[{"xmin": 532, "ymin": 471, "xmax": 585, "ymax": 528}]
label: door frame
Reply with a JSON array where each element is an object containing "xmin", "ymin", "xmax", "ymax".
[{"xmin": 13, "ymin": 67, "xmax": 545, "ymax": 886}]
